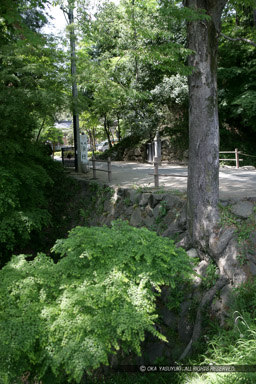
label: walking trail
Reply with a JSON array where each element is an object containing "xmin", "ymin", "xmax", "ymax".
[{"xmin": 67, "ymin": 161, "xmax": 256, "ymax": 201}]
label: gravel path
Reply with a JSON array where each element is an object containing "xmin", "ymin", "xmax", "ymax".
[{"xmin": 69, "ymin": 161, "xmax": 256, "ymax": 201}]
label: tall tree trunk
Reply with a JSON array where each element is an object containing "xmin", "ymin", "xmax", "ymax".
[
  {"xmin": 117, "ymin": 114, "xmax": 121, "ymax": 142},
  {"xmin": 131, "ymin": 0, "xmax": 139, "ymax": 83},
  {"xmin": 184, "ymin": 0, "xmax": 228, "ymax": 248},
  {"xmin": 104, "ymin": 115, "xmax": 112, "ymax": 148},
  {"xmin": 92, "ymin": 128, "xmax": 96, "ymax": 151},
  {"xmin": 68, "ymin": 3, "xmax": 82, "ymax": 173}
]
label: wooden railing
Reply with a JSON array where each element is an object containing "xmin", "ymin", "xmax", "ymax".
[
  {"xmin": 149, "ymin": 157, "xmax": 188, "ymax": 188},
  {"xmin": 219, "ymin": 148, "xmax": 243, "ymax": 169},
  {"xmin": 150, "ymin": 149, "xmax": 246, "ymax": 188},
  {"xmin": 89, "ymin": 156, "xmax": 112, "ymax": 182}
]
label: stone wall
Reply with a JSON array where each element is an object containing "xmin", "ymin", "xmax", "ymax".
[
  {"xmin": 161, "ymin": 138, "xmax": 189, "ymax": 163},
  {"xmin": 109, "ymin": 138, "xmax": 188, "ymax": 163},
  {"xmin": 78, "ymin": 179, "xmax": 256, "ymax": 287},
  {"xmin": 80, "ymin": 181, "xmax": 187, "ymax": 239},
  {"xmin": 76, "ymin": 179, "xmax": 256, "ymax": 363}
]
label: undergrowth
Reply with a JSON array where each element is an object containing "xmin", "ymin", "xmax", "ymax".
[{"xmin": 0, "ymin": 220, "xmax": 194, "ymax": 383}]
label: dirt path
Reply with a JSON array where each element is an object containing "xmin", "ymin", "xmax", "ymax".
[{"xmin": 70, "ymin": 161, "xmax": 256, "ymax": 201}]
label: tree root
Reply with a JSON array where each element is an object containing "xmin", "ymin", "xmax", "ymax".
[{"xmin": 178, "ymin": 275, "xmax": 229, "ymax": 361}]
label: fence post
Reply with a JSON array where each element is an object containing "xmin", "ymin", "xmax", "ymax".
[
  {"xmin": 107, "ymin": 157, "xmax": 111, "ymax": 182},
  {"xmin": 92, "ymin": 156, "xmax": 97, "ymax": 179},
  {"xmin": 235, "ymin": 148, "xmax": 239, "ymax": 169},
  {"xmin": 61, "ymin": 148, "xmax": 64, "ymax": 166},
  {"xmin": 153, "ymin": 156, "xmax": 159, "ymax": 188}
]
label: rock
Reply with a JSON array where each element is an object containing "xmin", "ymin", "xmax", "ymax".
[
  {"xmin": 161, "ymin": 286, "xmax": 171, "ymax": 303},
  {"xmin": 218, "ymin": 238, "xmax": 247, "ymax": 285},
  {"xmin": 162, "ymin": 210, "xmax": 176, "ymax": 225},
  {"xmin": 220, "ymin": 284, "xmax": 234, "ymax": 311},
  {"xmin": 187, "ymin": 248, "xmax": 198, "ymax": 258},
  {"xmin": 150, "ymin": 193, "xmax": 183, "ymax": 210},
  {"xmin": 230, "ymin": 201, "xmax": 254, "ymax": 219},
  {"xmin": 249, "ymin": 231, "xmax": 256, "ymax": 247},
  {"xmin": 144, "ymin": 342, "xmax": 169, "ymax": 364},
  {"xmin": 143, "ymin": 214, "xmax": 155, "ymax": 228},
  {"xmin": 217, "ymin": 284, "xmax": 235, "ymax": 326},
  {"xmin": 162, "ymin": 226, "xmax": 181, "ymax": 238},
  {"xmin": 103, "ymin": 216, "xmax": 114, "ymax": 226},
  {"xmin": 178, "ymin": 301, "xmax": 193, "ymax": 343},
  {"xmin": 113, "ymin": 201, "xmax": 126, "ymax": 218},
  {"xmin": 175, "ymin": 233, "xmax": 193, "ymax": 250},
  {"xmin": 153, "ymin": 204, "xmax": 162, "ymax": 219},
  {"xmin": 116, "ymin": 187, "xmax": 128, "ymax": 197},
  {"xmin": 139, "ymin": 193, "xmax": 151, "ymax": 207},
  {"xmin": 150, "ymin": 193, "xmax": 166, "ymax": 208},
  {"xmin": 124, "ymin": 206, "xmax": 134, "ymax": 217},
  {"xmin": 211, "ymin": 299, "xmax": 222, "ymax": 316},
  {"xmin": 209, "ymin": 228, "xmax": 236, "ymax": 256},
  {"xmin": 248, "ymin": 261, "xmax": 256, "ymax": 275},
  {"xmin": 244, "ymin": 234, "xmax": 256, "ymax": 263},
  {"xmin": 219, "ymin": 200, "xmax": 230, "ymax": 207},
  {"xmin": 174, "ymin": 206, "xmax": 187, "ymax": 229},
  {"xmin": 104, "ymin": 199, "xmax": 114, "ymax": 215},
  {"xmin": 159, "ymin": 307, "xmax": 178, "ymax": 329},
  {"xmin": 134, "ymin": 147, "xmax": 141, "ymax": 156},
  {"xmin": 128, "ymin": 190, "xmax": 141, "ymax": 205},
  {"xmin": 193, "ymin": 260, "xmax": 209, "ymax": 287},
  {"xmin": 130, "ymin": 207, "xmax": 144, "ymax": 227},
  {"xmin": 162, "ymin": 194, "xmax": 183, "ymax": 210},
  {"xmin": 145, "ymin": 204, "xmax": 154, "ymax": 217}
]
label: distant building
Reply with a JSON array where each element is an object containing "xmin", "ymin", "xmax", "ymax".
[{"xmin": 54, "ymin": 120, "xmax": 73, "ymax": 148}]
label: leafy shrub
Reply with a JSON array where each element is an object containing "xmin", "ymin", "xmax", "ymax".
[
  {"xmin": 0, "ymin": 142, "xmax": 52, "ymax": 262},
  {"xmin": 0, "ymin": 141, "xmax": 78, "ymax": 266},
  {"xmin": 98, "ymin": 133, "xmax": 143, "ymax": 160},
  {"xmin": 0, "ymin": 221, "xmax": 194, "ymax": 383}
]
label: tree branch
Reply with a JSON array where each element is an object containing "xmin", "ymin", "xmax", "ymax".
[
  {"xmin": 36, "ymin": 117, "xmax": 46, "ymax": 142},
  {"xmin": 221, "ymin": 33, "xmax": 256, "ymax": 47}
]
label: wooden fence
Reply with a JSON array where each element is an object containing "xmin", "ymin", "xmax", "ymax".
[
  {"xmin": 149, "ymin": 157, "xmax": 188, "ymax": 188},
  {"xmin": 89, "ymin": 156, "xmax": 112, "ymax": 182},
  {"xmin": 150, "ymin": 149, "xmax": 245, "ymax": 188},
  {"xmin": 219, "ymin": 148, "xmax": 242, "ymax": 169}
]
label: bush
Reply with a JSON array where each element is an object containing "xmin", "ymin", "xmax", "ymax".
[
  {"xmin": 0, "ymin": 142, "xmax": 52, "ymax": 263},
  {"xmin": 0, "ymin": 221, "xmax": 194, "ymax": 383},
  {"xmin": 0, "ymin": 141, "xmax": 78, "ymax": 266},
  {"xmin": 98, "ymin": 134, "xmax": 143, "ymax": 160}
]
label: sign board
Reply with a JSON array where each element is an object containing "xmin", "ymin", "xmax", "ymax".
[{"xmin": 80, "ymin": 133, "xmax": 88, "ymax": 164}]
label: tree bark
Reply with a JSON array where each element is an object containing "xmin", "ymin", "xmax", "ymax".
[
  {"xmin": 68, "ymin": 3, "xmax": 82, "ymax": 173},
  {"xmin": 104, "ymin": 115, "xmax": 112, "ymax": 148},
  {"xmin": 184, "ymin": 0, "xmax": 228, "ymax": 248}
]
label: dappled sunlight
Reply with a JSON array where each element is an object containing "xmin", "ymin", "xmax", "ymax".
[{"xmin": 75, "ymin": 163, "xmax": 256, "ymax": 199}]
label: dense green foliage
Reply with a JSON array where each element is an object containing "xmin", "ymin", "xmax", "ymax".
[
  {"xmin": 218, "ymin": 2, "xmax": 256, "ymax": 161},
  {"xmin": 76, "ymin": 0, "xmax": 193, "ymax": 146},
  {"xmin": 0, "ymin": 221, "xmax": 194, "ymax": 383},
  {"xmin": 0, "ymin": 143, "xmax": 52, "ymax": 258},
  {"xmin": 0, "ymin": 141, "xmax": 79, "ymax": 266},
  {"xmin": 0, "ymin": 0, "xmax": 70, "ymax": 265}
]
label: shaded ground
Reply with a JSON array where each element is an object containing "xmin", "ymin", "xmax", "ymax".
[{"xmin": 67, "ymin": 160, "xmax": 256, "ymax": 201}]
